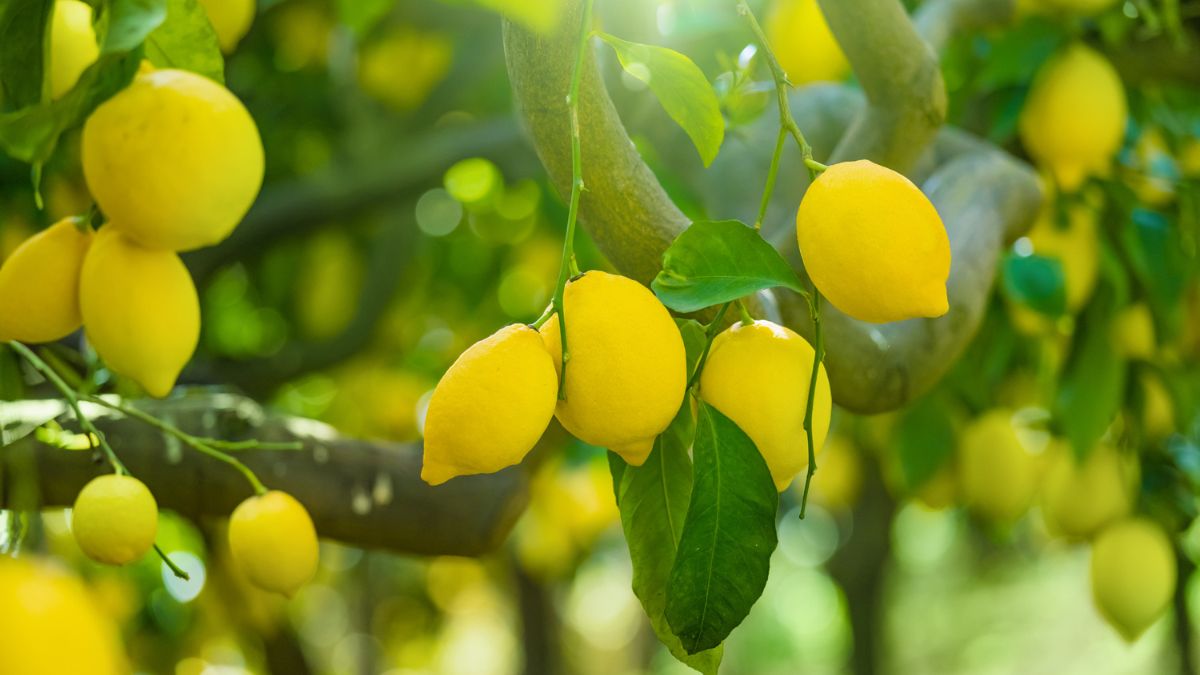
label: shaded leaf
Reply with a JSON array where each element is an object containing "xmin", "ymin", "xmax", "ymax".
[
  {"xmin": 102, "ymin": 0, "xmax": 167, "ymax": 54},
  {"xmin": 1056, "ymin": 289, "xmax": 1126, "ymax": 460},
  {"xmin": 1001, "ymin": 252, "xmax": 1066, "ymax": 316},
  {"xmin": 674, "ymin": 318, "xmax": 707, "ymax": 377},
  {"xmin": 143, "ymin": 0, "xmax": 224, "ymax": 83},
  {"xmin": 0, "ymin": 0, "xmax": 53, "ymax": 109}
]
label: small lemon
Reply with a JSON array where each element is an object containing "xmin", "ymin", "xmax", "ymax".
[
  {"xmin": 957, "ymin": 409, "xmax": 1043, "ymax": 523},
  {"xmin": 0, "ymin": 557, "xmax": 123, "ymax": 675},
  {"xmin": 915, "ymin": 465, "xmax": 958, "ymax": 511},
  {"xmin": 1091, "ymin": 517, "xmax": 1176, "ymax": 641},
  {"xmin": 1040, "ymin": 441, "xmax": 1137, "ymax": 539},
  {"xmin": 82, "ymin": 67, "xmax": 264, "ymax": 252},
  {"xmin": 1019, "ymin": 43, "xmax": 1127, "ymax": 192},
  {"xmin": 0, "ymin": 217, "xmax": 92, "ymax": 343},
  {"xmin": 229, "ymin": 490, "xmax": 319, "ymax": 596},
  {"xmin": 1112, "ymin": 303, "xmax": 1156, "ymax": 359},
  {"xmin": 765, "ymin": 0, "xmax": 849, "ymax": 85},
  {"xmin": 540, "ymin": 271, "xmax": 687, "ymax": 465},
  {"xmin": 71, "ymin": 474, "xmax": 158, "ymax": 565},
  {"xmin": 358, "ymin": 27, "xmax": 453, "ymax": 111},
  {"xmin": 79, "ymin": 227, "xmax": 200, "ymax": 398},
  {"xmin": 197, "ymin": 0, "xmax": 255, "ymax": 53},
  {"xmin": 49, "ymin": 0, "xmax": 99, "ymax": 99},
  {"xmin": 803, "ymin": 433, "xmax": 861, "ymax": 510},
  {"xmin": 422, "ymin": 324, "xmax": 558, "ymax": 485},
  {"xmin": 796, "ymin": 160, "xmax": 951, "ymax": 324},
  {"xmin": 1141, "ymin": 373, "xmax": 1175, "ymax": 440},
  {"xmin": 1128, "ymin": 128, "xmax": 1177, "ymax": 206},
  {"xmin": 700, "ymin": 320, "xmax": 832, "ymax": 491},
  {"xmin": 1024, "ymin": 195, "xmax": 1100, "ymax": 313}
]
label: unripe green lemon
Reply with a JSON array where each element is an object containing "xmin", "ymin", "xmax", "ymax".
[
  {"xmin": 229, "ymin": 490, "xmax": 319, "ymax": 597},
  {"xmin": 699, "ymin": 320, "xmax": 832, "ymax": 491},
  {"xmin": 1040, "ymin": 441, "xmax": 1137, "ymax": 539},
  {"xmin": 71, "ymin": 474, "xmax": 158, "ymax": 565},
  {"xmin": 422, "ymin": 324, "xmax": 558, "ymax": 485},
  {"xmin": 957, "ymin": 409, "xmax": 1042, "ymax": 523},
  {"xmin": 79, "ymin": 227, "xmax": 200, "ymax": 398},
  {"xmin": 0, "ymin": 217, "xmax": 92, "ymax": 343},
  {"xmin": 765, "ymin": 0, "xmax": 848, "ymax": 85},
  {"xmin": 540, "ymin": 271, "xmax": 687, "ymax": 465},
  {"xmin": 197, "ymin": 0, "xmax": 256, "ymax": 53},
  {"xmin": 49, "ymin": 0, "xmax": 99, "ymax": 99},
  {"xmin": 1091, "ymin": 518, "xmax": 1176, "ymax": 641},
  {"xmin": 796, "ymin": 160, "xmax": 951, "ymax": 324},
  {"xmin": 82, "ymin": 67, "xmax": 264, "ymax": 252},
  {"xmin": 1019, "ymin": 43, "xmax": 1127, "ymax": 192}
]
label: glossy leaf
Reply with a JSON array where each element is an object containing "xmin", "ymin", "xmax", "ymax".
[
  {"xmin": 1001, "ymin": 252, "xmax": 1066, "ymax": 316},
  {"xmin": 102, "ymin": 0, "xmax": 168, "ymax": 54},
  {"xmin": 143, "ymin": 0, "xmax": 224, "ymax": 83}
]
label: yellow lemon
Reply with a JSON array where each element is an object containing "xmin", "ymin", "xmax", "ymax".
[
  {"xmin": 540, "ymin": 271, "xmax": 687, "ymax": 465},
  {"xmin": 1141, "ymin": 373, "xmax": 1175, "ymax": 440},
  {"xmin": 1128, "ymin": 128, "xmax": 1177, "ymax": 206},
  {"xmin": 915, "ymin": 465, "xmax": 958, "ymax": 511},
  {"xmin": 49, "ymin": 0, "xmax": 99, "ymax": 99},
  {"xmin": 82, "ymin": 67, "xmax": 264, "ymax": 252},
  {"xmin": 1091, "ymin": 517, "xmax": 1176, "ymax": 641},
  {"xmin": 796, "ymin": 160, "xmax": 951, "ymax": 323},
  {"xmin": 1179, "ymin": 138, "xmax": 1200, "ymax": 178},
  {"xmin": 358, "ymin": 27, "xmax": 453, "ymax": 111},
  {"xmin": 294, "ymin": 230, "xmax": 363, "ymax": 340},
  {"xmin": 803, "ymin": 433, "xmax": 861, "ymax": 510},
  {"xmin": 422, "ymin": 324, "xmax": 558, "ymax": 485},
  {"xmin": 79, "ymin": 227, "xmax": 200, "ymax": 398},
  {"xmin": 0, "ymin": 217, "xmax": 92, "ymax": 343},
  {"xmin": 957, "ymin": 409, "xmax": 1043, "ymax": 523},
  {"xmin": 1019, "ymin": 43, "xmax": 1127, "ymax": 192},
  {"xmin": 229, "ymin": 490, "xmax": 319, "ymax": 596},
  {"xmin": 700, "ymin": 320, "xmax": 832, "ymax": 490},
  {"xmin": 765, "ymin": 0, "xmax": 849, "ymax": 85},
  {"xmin": 1040, "ymin": 441, "xmax": 1137, "ymax": 539},
  {"xmin": 1112, "ymin": 303, "xmax": 1156, "ymax": 360},
  {"xmin": 1025, "ymin": 195, "xmax": 1100, "ymax": 313},
  {"xmin": 197, "ymin": 0, "xmax": 255, "ymax": 53},
  {"xmin": 71, "ymin": 474, "xmax": 159, "ymax": 565},
  {"xmin": 0, "ymin": 557, "xmax": 123, "ymax": 675}
]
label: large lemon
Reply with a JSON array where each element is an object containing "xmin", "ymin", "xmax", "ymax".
[
  {"xmin": 957, "ymin": 409, "xmax": 1043, "ymax": 523},
  {"xmin": 197, "ymin": 0, "xmax": 255, "ymax": 53},
  {"xmin": 797, "ymin": 160, "xmax": 951, "ymax": 324},
  {"xmin": 79, "ymin": 227, "xmax": 200, "ymax": 398},
  {"xmin": 1040, "ymin": 441, "xmax": 1137, "ymax": 539},
  {"xmin": 1091, "ymin": 517, "xmax": 1176, "ymax": 641},
  {"xmin": 765, "ymin": 0, "xmax": 849, "ymax": 85},
  {"xmin": 1019, "ymin": 43, "xmax": 1127, "ymax": 192},
  {"xmin": 700, "ymin": 320, "xmax": 832, "ymax": 490},
  {"xmin": 228, "ymin": 490, "xmax": 319, "ymax": 597},
  {"xmin": 422, "ymin": 324, "xmax": 558, "ymax": 485},
  {"xmin": 82, "ymin": 67, "xmax": 264, "ymax": 252},
  {"xmin": 49, "ymin": 0, "xmax": 99, "ymax": 99},
  {"xmin": 0, "ymin": 217, "xmax": 92, "ymax": 342},
  {"xmin": 540, "ymin": 271, "xmax": 687, "ymax": 465},
  {"xmin": 71, "ymin": 474, "xmax": 159, "ymax": 565}
]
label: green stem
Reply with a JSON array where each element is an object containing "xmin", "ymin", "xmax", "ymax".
[
  {"xmin": 530, "ymin": 303, "xmax": 556, "ymax": 330},
  {"xmin": 154, "ymin": 544, "xmax": 190, "ymax": 581},
  {"xmin": 754, "ymin": 127, "xmax": 788, "ymax": 230},
  {"xmin": 687, "ymin": 302, "xmax": 731, "ymax": 390},
  {"xmin": 736, "ymin": 299, "xmax": 755, "ymax": 327},
  {"xmin": 798, "ymin": 291, "xmax": 824, "ymax": 519}
]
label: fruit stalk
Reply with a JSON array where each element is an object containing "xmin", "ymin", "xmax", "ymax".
[{"xmin": 798, "ymin": 293, "xmax": 824, "ymax": 518}]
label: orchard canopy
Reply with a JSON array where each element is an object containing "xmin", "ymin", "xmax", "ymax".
[{"xmin": 1, "ymin": 0, "xmax": 1199, "ymax": 673}]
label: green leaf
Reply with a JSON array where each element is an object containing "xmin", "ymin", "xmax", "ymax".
[
  {"xmin": 101, "ymin": 0, "xmax": 167, "ymax": 54},
  {"xmin": 652, "ymin": 220, "xmax": 805, "ymax": 313},
  {"xmin": 674, "ymin": 318, "xmax": 707, "ymax": 376},
  {"xmin": 1056, "ymin": 291, "xmax": 1127, "ymax": 460},
  {"xmin": 896, "ymin": 395, "xmax": 956, "ymax": 490},
  {"xmin": 470, "ymin": 0, "xmax": 564, "ymax": 34},
  {"xmin": 598, "ymin": 33, "xmax": 724, "ymax": 166},
  {"xmin": 143, "ymin": 0, "xmax": 224, "ymax": 83},
  {"xmin": 665, "ymin": 402, "xmax": 778, "ymax": 654},
  {"xmin": 0, "ymin": 0, "xmax": 53, "ymax": 110},
  {"xmin": 1001, "ymin": 252, "xmax": 1067, "ymax": 317},
  {"xmin": 333, "ymin": 0, "xmax": 393, "ymax": 37}
]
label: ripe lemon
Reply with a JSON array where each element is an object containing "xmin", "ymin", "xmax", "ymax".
[
  {"xmin": 957, "ymin": 409, "xmax": 1043, "ymax": 523},
  {"xmin": 229, "ymin": 490, "xmax": 319, "ymax": 596},
  {"xmin": 197, "ymin": 0, "xmax": 255, "ymax": 53},
  {"xmin": 1019, "ymin": 43, "xmax": 1127, "ymax": 192},
  {"xmin": 49, "ymin": 0, "xmax": 99, "ymax": 99},
  {"xmin": 1141, "ymin": 373, "xmax": 1175, "ymax": 440},
  {"xmin": 700, "ymin": 320, "xmax": 832, "ymax": 490},
  {"xmin": 422, "ymin": 324, "xmax": 558, "ymax": 485},
  {"xmin": 0, "ymin": 556, "xmax": 123, "ymax": 675},
  {"xmin": 82, "ymin": 67, "xmax": 264, "ymax": 252},
  {"xmin": 71, "ymin": 474, "xmax": 158, "ymax": 565},
  {"xmin": 1112, "ymin": 303, "xmax": 1156, "ymax": 359},
  {"xmin": 540, "ymin": 271, "xmax": 687, "ymax": 465},
  {"xmin": 1040, "ymin": 441, "xmax": 1137, "ymax": 539},
  {"xmin": 1024, "ymin": 195, "xmax": 1099, "ymax": 313},
  {"xmin": 0, "ymin": 217, "xmax": 92, "ymax": 342},
  {"xmin": 802, "ymin": 433, "xmax": 861, "ymax": 510},
  {"xmin": 1091, "ymin": 517, "xmax": 1176, "ymax": 641},
  {"xmin": 79, "ymin": 227, "xmax": 200, "ymax": 398},
  {"xmin": 358, "ymin": 27, "xmax": 453, "ymax": 111},
  {"xmin": 796, "ymin": 160, "xmax": 951, "ymax": 324},
  {"xmin": 765, "ymin": 0, "xmax": 849, "ymax": 85}
]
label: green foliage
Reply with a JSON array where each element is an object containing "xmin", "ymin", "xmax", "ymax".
[
  {"xmin": 896, "ymin": 394, "xmax": 957, "ymax": 490},
  {"xmin": 101, "ymin": 0, "xmax": 167, "ymax": 53},
  {"xmin": 1056, "ymin": 290, "xmax": 1126, "ymax": 461},
  {"xmin": 0, "ymin": 0, "xmax": 52, "ymax": 109},
  {"xmin": 142, "ymin": 0, "xmax": 224, "ymax": 82},
  {"xmin": 1002, "ymin": 252, "xmax": 1067, "ymax": 317}
]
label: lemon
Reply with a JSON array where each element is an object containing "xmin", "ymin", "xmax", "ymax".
[
  {"xmin": 49, "ymin": 0, "xmax": 99, "ymax": 99},
  {"xmin": 796, "ymin": 160, "xmax": 951, "ymax": 324},
  {"xmin": 358, "ymin": 27, "xmax": 453, "ymax": 111},
  {"xmin": 1091, "ymin": 517, "xmax": 1176, "ymax": 641},
  {"xmin": 422, "ymin": 324, "xmax": 558, "ymax": 485},
  {"xmin": 295, "ymin": 230, "xmax": 363, "ymax": 340},
  {"xmin": 1112, "ymin": 303, "xmax": 1156, "ymax": 359},
  {"xmin": 1040, "ymin": 441, "xmax": 1137, "ymax": 539},
  {"xmin": 82, "ymin": 67, "xmax": 264, "ymax": 252},
  {"xmin": 957, "ymin": 409, "xmax": 1043, "ymax": 523},
  {"xmin": 803, "ymin": 433, "xmax": 861, "ymax": 510},
  {"xmin": 1180, "ymin": 138, "xmax": 1200, "ymax": 178},
  {"xmin": 197, "ymin": 0, "xmax": 255, "ymax": 53},
  {"xmin": 765, "ymin": 0, "xmax": 849, "ymax": 85},
  {"xmin": 1141, "ymin": 373, "xmax": 1175, "ymax": 440},
  {"xmin": 228, "ymin": 490, "xmax": 319, "ymax": 596},
  {"xmin": 71, "ymin": 474, "xmax": 159, "ymax": 565},
  {"xmin": 1024, "ymin": 195, "xmax": 1099, "ymax": 313},
  {"xmin": 0, "ymin": 217, "xmax": 92, "ymax": 343},
  {"xmin": 915, "ymin": 465, "xmax": 958, "ymax": 511},
  {"xmin": 1128, "ymin": 128, "xmax": 1177, "ymax": 206},
  {"xmin": 1038, "ymin": 0, "xmax": 1121, "ymax": 15},
  {"xmin": 79, "ymin": 227, "xmax": 200, "ymax": 398},
  {"xmin": 0, "ymin": 557, "xmax": 123, "ymax": 675},
  {"xmin": 540, "ymin": 271, "xmax": 687, "ymax": 465},
  {"xmin": 1019, "ymin": 43, "xmax": 1127, "ymax": 192},
  {"xmin": 700, "ymin": 320, "xmax": 832, "ymax": 490}
]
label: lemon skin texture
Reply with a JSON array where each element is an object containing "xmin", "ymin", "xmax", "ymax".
[
  {"xmin": 765, "ymin": 0, "xmax": 849, "ymax": 85},
  {"xmin": 49, "ymin": 0, "xmax": 100, "ymax": 99},
  {"xmin": 797, "ymin": 160, "xmax": 951, "ymax": 324},
  {"xmin": 229, "ymin": 490, "xmax": 319, "ymax": 597},
  {"xmin": 0, "ymin": 217, "xmax": 92, "ymax": 343},
  {"xmin": 0, "ymin": 557, "xmax": 123, "ymax": 675},
  {"xmin": 1040, "ymin": 441, "xmax": 1136, "ymax": 539},
  {"xmin": 700, "ymin": 320, "xmax": 832, "ymax": 491},
  {"xmin": 82, "ymin": 68, "xmax": 264, "ymax": 252},
  {"xmin": 1090, "ymin": 518, "xmax": 1176, "ymax": 641},
  {"xmin": 197, "ymin": 0, "xmax": 256, "ymax": 53},
  {"xmin": 1019, "ymin": 43, "xmax": 1127, "ymax": 192},
  {"xmin": 422, "ymin": 324, "xmax": 558, "ymax": 485},
  {"xmin": 79, "ymin": 227, "xmax": 200, "ymax": 398},
  {"xmin": 540, "ymin": 271, "xmax": 687, "ymax": 465},
  {"xmin": 957, "ymin": 410, "xmax": 1041, "ymax": 523},
  {"xmin": 71, "ymin": 474, "xmax": 159, "ymax": 565}
]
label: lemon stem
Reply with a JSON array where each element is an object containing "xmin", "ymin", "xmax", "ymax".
[
  {"xmin": 154, "ymin": 544, "xmax": 190, "ymax": 581},
  {"xmin": 753, "ymin": 127, "xmax": 788, "ymax": 231},
  {"xmin": 737, "ymin": 300, "xmax": 755, "ymax": 327},
  {"xmin": 798, "ymin": 291, "xmax": 824, "ymax": 519}
]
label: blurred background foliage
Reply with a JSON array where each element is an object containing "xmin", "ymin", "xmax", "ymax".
[{"xmin": 2, "ymin": 0, "xmax": 1200, "ymax": 673}]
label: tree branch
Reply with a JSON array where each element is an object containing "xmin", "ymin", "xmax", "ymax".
[{"xmin": 913, "ymin": 0, "xmax": 1018, "ymax": 53}]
